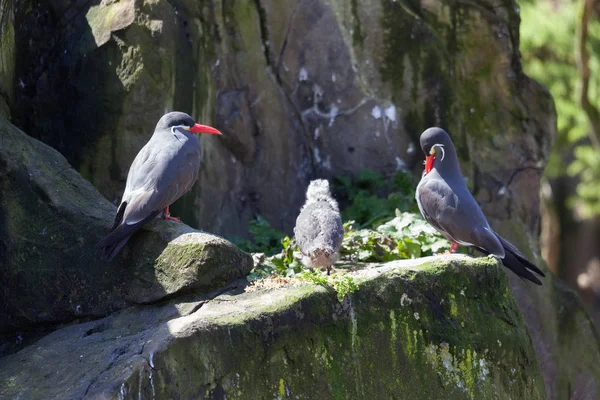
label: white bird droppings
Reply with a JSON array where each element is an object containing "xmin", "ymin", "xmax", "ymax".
[
  {"xmin": 385, "ymin": 105, "xmax": 397, "ymax": 122},
  {"xmin": 314, "ymin": 148, "xmax": 321, "ymax": 163},
  {"xmin": 322, "ymin": 156, "xmax": 332, "ymax": 170},
  {"xmin": 400, "ymin": 293, "xmax": 412, "ymax": 306},
  {"xmin": 328, "ymin": 105, "xmax": 339, "ymax": 127},
  {"xmin": 479, "ymin": 359, "xmax": 489, "ymax": 379},
  {"xmin": 299, "ymin": 67, "xmax": 308, "ymax": 81},
  {"xmin": 395, "ymin": 157, "xmax": 406, "ymax": 171},
  {"xmin": 371, "ymin": 106, "xmax": 382, "ymax": 119}
]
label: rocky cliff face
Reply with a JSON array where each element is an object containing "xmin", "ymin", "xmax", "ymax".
[
  {"xmin": 0, "ymin": 256, "xmax": 546, "ymax": 400},
  {"xmin": 1, "ymin": 0, "xmax": 599, "ymax": 398},
  {"xmin": 8, "ymin": 0, "xmax": 553, "ymax": 239},
  {"xmin": 0, "ymin": 116, "xmax": 252, "ymax": 339}
]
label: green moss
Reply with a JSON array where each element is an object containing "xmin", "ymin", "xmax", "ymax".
[
  {"xmin": 156, "ymin": 242, "xmax": 207, "ymax": 269},
  {"xmin": 115, "ymin": 256, "xmax": 545, "ymax": 399},
  {"xmin": 350, "ymin": 0, "xmax": 365, "ymax": 46},
  {"xmin": 85, "ymin": 2, "xmax": 132, "ymax": 46},
  {"xmin": 0, "ymin": 5, "xmax": 15, "ymax": 117}
]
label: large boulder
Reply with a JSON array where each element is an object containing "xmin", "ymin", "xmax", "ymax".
[
  {"xmin": 0, "ymin": 256, "xmax": 546, "ymax": 399},
  {"xmin": 4, "ymin": 0, "xmax": 599, "ymax": 398},
  {"xmin": 0, "ymin": 116, "xmax": 253, "ymax": 338}
]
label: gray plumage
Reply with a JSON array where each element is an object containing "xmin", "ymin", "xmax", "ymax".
[
  {"xmin": 294, "ymin": 179, "xmax": 344, "ymax": 274},
  {"xmin": 96, "ymin": 112, "xmax": 206, "ymax": 261},
  {"xmin": 416, "ymin": 127, "xmax": 545, "ymax": 285}
]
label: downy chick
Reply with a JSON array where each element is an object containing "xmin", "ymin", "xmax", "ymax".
[{"xmin": 294, "ymin": 179, "xmax": 344, "ymax": 275}]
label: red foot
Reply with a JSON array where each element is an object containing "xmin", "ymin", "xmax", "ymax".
[
  {"xmin": 450, "ymin": 242, "xmax": 459, "ymax": 253},
  {"xmin": 440, "ymin": 242, "xmax": 459, "ymax": 255},
  {"xmin": 162, "ymin": 206, "xmax": 181, "ymax": 223}
]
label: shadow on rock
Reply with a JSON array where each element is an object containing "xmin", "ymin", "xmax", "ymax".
[{"xmin": 0, "ymin": 116, "xmax": 253, "ymax": 357}]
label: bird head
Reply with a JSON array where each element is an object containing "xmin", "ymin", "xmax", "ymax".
[
  {"xmin": 157, "ymin": 111, "xmax": 222, "ymax": 136},
  {"xmin": 419, "ymin": 127, "xmax": 456, "ymax": 175},
  {"xmin": 306, "ymin": 179, "xmax": 332, "ymax": 202},
  {"xmin": 304, "ymin": 179, "xmax": 340, "ymax": 212}
]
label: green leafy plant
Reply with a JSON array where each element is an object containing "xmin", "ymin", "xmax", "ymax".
[
  {"xmin": 567, "ymin": 145, "xmax": 600, "ymax": 216},
  {"xmin": 231, "ymin": 215, "xmax": 286, "ymax": 256},
  {"xmin": 297, "ymin": 270, "xmax": 359, "ymax": 302},
  {"xmin": 238, "ymin": 170, "xmax": 451, "ymax": 298},
  {"xmin": 341, "ymin": 211, "xmax": 450, "ymax": 263},
  {"xmin": 334, "ymin": 170, "xmax": 418, "ymax": 228},
  {"xmin": 520, "ymin": 0, "xmax": 600, "ymax": 215},
  {"xmin": 332, "ymin": 275, "xmax": 359, "ymax": 302},
  {"xmin": 246, "ymin": 235, "xmax": 302, "ymax": 281}
]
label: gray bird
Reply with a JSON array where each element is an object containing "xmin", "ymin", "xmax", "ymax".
[
  {"xmin": 415, "ymin": 127, "xmax": 545, "ymax": 285},
  {"xmin": 294, "ymin": 179, "xmax": 344, "ymax": 275},
  {"xmin": 96, "ymin": 111, "xmax": 222, "ymax": 261}
]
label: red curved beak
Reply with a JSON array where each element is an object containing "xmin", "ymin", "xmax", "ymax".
[
  {"xmin": 425, "ymin": 155, "xmax": 434, "ymax": 175},
  {"xmin": 189, "ymin": 124, "xmax": 222, "ymax": 135}
]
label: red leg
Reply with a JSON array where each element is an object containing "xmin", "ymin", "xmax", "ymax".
[
  {"xmin": 162, "ymin": 205, "xmax": 181, "ymax": 222},
  {"xmin": 450, "ymin": 242, "xmax": 459, "ymax": 253}
]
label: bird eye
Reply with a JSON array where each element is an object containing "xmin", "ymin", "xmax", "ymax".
[{"xmin": 430, "ymin": 144, "xmax": 446, "ymax": 161}]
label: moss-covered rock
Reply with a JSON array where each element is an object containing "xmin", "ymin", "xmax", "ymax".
[
  {"xmin": 0, "ymin": 255, "xmax": 545, "ymax": 399},
  {"xmin": 5, "ymin": 0, "xmax": 599, "ymax": 397},
  {"xmin": 0, "ymin": 0, "xmax": 15, "ymax": 119},
  {"xmin": 0, "ymin": 116, "xmax": 253, "ymax": 339},
  {"xmin": 11, "ymin": 0, "xmax": 213, "ymax": 204},
  {"xmin": 9, "ymin": 0, "xmax": 553, "ymax": 240}
]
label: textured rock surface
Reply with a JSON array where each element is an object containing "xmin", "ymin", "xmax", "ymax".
[
  {"xmin": 2, "ymin": 0, "xmax": 599, "ymax": 398},
  {"xmin": 0, "ymin": 0, "xmax": 14, "ymax": 119},
  {"xmin": 0, "ymin": 256, "xmax": 546, "ymax": 400},
  {"xmin": 8, "ymin": 0, "xmax": 552, "ymax": 238},
  {"xmin": 11, "ymin": 0, "xmax": 210, "ymax": 204},
  {"xmin": 0, "ymin": 116, "xmax": 253, "ymax": 336}
]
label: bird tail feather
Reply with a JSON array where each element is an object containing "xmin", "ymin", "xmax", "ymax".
[
  {"xmin": 110, "ymin": 201, "xmax": 127, "ymax": 231},
  {"xmin": 95, "ymin": 210, "xmax": 161, "ymax": 261},
  {"xmin": 494, "ymin": 233, "xmax": 545, "ymax": 285}
]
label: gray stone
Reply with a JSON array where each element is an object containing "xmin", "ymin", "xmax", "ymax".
[
  {"xmin": 0, "ymin": 256, "xmax": 546, "ymax": 399},
  {"xmin": 0, "ymin": 116, "xmax": 253, "ymax": 334},
  {"xmin": 4, "ymin": 0, "xmax": 599, "ymax": 397}
]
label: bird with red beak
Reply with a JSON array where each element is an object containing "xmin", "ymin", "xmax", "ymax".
[
  {"xmin": 96, "ymin": 111, "xmax": 222, "ymax": 261},
  {"xmin": 415, "ymin": 127, "xmax": 545, "ymax": 285}
]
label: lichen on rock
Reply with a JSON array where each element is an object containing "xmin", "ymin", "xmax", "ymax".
[
  {"xmin": 0, "ymin": 255, "xmax": 546, "ymax": 399},
  {"xmin": 0, "ymin": 116, "xmax": 253, "ymax": 338}
]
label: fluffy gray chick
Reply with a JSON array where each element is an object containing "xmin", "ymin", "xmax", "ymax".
[{"xmin": 294, "ymin": 179, "xmax": 344, "ymax": 275}]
